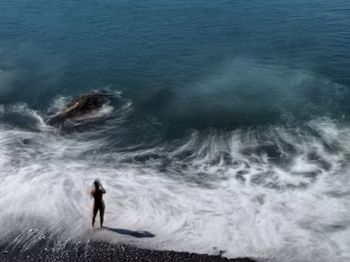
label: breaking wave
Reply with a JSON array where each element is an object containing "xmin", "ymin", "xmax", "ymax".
[{"xmin": 1, "ymin": 93, "xmax": 350, "ymax": 262}]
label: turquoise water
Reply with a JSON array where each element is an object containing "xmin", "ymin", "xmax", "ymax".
[
  {"xmin": 1, "ymin": 0, "xmax": 350, "ymax": 129},
  {"xmin": 1, "ymin": 1, "xmax": 350, "ymax": 261}
]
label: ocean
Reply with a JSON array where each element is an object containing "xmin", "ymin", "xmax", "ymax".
[{"xmin": 1, "ymin": 1, "xmax": 350, "ymax": 261}]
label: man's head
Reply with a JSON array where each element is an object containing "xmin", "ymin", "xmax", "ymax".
[{"xmin": 93, "ymin": 179, "xmax": 101, "ymax": 188}]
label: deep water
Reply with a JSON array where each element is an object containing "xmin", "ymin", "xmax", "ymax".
[{"xmin": 1, "ymin": 1, "xmax": 350, "ymax": 262}]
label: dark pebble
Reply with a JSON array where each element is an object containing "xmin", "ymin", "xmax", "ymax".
[{"xmin": 0, "ymin": 237, "xmax": 258, "ymax": 262}]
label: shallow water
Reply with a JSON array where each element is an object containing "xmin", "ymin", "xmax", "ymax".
[{"xmin": 1, "ymin": 1, "xmax": 350, "ymax": 261}]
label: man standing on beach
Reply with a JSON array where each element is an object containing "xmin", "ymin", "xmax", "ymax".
[{"xmin": 90, "ymin": 179, "xmax": 106, "ymax": 229}]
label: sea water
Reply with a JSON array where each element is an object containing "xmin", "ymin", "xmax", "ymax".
[{"xmin": 1, "ymin": 1, "xmax": 350, "ymax": 261}]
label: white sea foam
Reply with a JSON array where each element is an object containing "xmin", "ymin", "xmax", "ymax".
[{"xmin": 0, "ymin": 112, "xmax": 350, "ymax": 262}]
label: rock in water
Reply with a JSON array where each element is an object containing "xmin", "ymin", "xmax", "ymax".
[{"xmin": 47, "ymin": 92, "xmax": 111, "ymax": 127}]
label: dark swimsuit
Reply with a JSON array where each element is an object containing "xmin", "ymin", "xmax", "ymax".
[{"xmin": 92, "ymin": 188, "xmax": 105, "ymax": 213}]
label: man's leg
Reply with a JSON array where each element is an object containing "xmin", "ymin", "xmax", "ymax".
[
  {"xmin": 92, "ymin": 205, "xmax": 98, "ymax": 229},
  {"xmin": 100, "ymin": 205, "xmax": 105, "ymax": 228}
]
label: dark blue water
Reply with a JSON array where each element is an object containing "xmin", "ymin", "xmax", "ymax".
[
  {"xmin": 1, "ymin": 0, "xmax": 350, "ymax": 134},
  {"xmin": 1, "ymin": 1, "xmax": 350, "ymax": 261}
]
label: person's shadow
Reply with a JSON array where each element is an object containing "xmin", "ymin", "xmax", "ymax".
[{"xmin": 103, "ymin": 226, "xmax": 155, "ymax": 238}]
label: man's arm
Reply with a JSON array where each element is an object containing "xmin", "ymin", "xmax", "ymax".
[{"xmin": 90, "ymin": 187, "xmax": 96, "ymax": 198}]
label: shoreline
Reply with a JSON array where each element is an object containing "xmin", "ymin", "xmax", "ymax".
[{"xmin": 0, "ymin": 236, "xmax": 258, "ymax": 262}]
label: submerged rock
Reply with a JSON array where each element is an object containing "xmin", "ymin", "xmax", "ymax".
[{"xmin": 47, "ymin": 92, "xmax": 112, "ymax": 127}]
